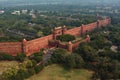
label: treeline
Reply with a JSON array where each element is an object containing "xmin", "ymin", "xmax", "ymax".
[
  {"xmin": 0, "ymin": 51, "xmax": 44, "ymax": 80},
  {"xmin": 50, "ymin": 48, "xmax": 84, "ymax": 69},
  {"xmin": 0, "ymin": 48, "xmax": 84, "ymax": 80},
  {"xmin": 0, "ymin": 9, "xmax": 97, "ymax": 41},
  {"xmin": 74, "ymin": 24, "xmax": 120, "ymax": 80}
]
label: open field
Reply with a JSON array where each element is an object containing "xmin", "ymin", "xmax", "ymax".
[
  {"xmin": 27, "ymin": 64, "xmax": 93, "ymax": 80},
  {"xmin": 0, "ymin": 61, "xmax": 18, "ymax": 75}
]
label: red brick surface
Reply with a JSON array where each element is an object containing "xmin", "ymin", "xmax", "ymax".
[
  {"xmin": 24, "ymin": 35, "xmax": 53, "ymax": 56},
  {"xmin": 0, "ymin": 42, "xmax": 22, "ymax": 56}
]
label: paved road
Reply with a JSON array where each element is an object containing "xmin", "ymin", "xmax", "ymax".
[{"xmin": 41, "ymin": 49, "xmax": 53, "ymax": 64}]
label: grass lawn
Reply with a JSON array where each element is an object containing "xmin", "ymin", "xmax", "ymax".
[
  {"xmin": 0, "ymin": 61, "xmax": 18, "ymax": 75},
  {"xmin": 27, "ymin": 64, "xmax": 93, "ymax": 80}
]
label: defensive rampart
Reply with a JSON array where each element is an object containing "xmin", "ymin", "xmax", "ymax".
[{"xmin": 0, "ymin": 18, "xmax": 111, "ymax": 56}]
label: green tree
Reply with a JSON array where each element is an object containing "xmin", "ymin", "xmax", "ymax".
[
  {"xmin": 76, "ymin": 43, "xmax": 97, "ymax": 62},
  {"xmin": 0, "ymin": 53, "xmax": 14, "ymax": 61},
  {"xmin": 29, "ymin": 52, "xmax": 43, "ymax": 63},
  {"xmin": 51, "ymin": 48, "xmax": 69, "ymax": 63},
  {"xmin": 34, "ymin": 64, "xmax": 44, "ymax": 74},
  {"xmin": 1, "ymin": 67, "xmax": 18, "ymax": 80},
  {"xmin": 16, "ymin": 53, "xmax": 26, "ymax": 62},
  {"xmin": 37, "ymin": 31, "xmax": 43, "ymax": 37},
  {"xmin": 56, "ymin": 34, "xmax": 75, "ymax": 42},
  {"xmin": 73, "ymin": 54, "xmax": 84, "ymax": 68},
  {"xmin": 26, "ymin": 60, "xmax": 33, "ymax": 68},
  {"xmin": 65, "ymin": 54, "xmax": 76, "ymax": 69}
]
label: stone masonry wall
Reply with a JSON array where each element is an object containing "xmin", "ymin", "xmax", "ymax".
[
  {"xmin": 0, "ymin": 18, "xmax": 111, "ymax": 56},
  {"xmin": 0, "ymin": 42, "xmax": 22, "ymax": 56},
  {"xmin": 23, "ymin": 34, "xmax": 53, "ymax": 56}
]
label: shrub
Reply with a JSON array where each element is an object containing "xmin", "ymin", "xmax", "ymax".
[
  {"xmin": 15, "ymin": 53, "xmax": 26, "ymax": 62},
  {"xmin": 64, "ymin": 54, "xmax": 84, "ymax": 69},
  {"xmin": 44, "ymin": 59, "xmax": 53, "ymax": 66},
  {"xmin": 0, "ymin": 53, "xmax": 14, "ymax": 61},
  {"xmin": 29, "ymin": 52, "xmax": 43, "ymax": 63},
  {"xmin": 51, "ymin": 48, "xmax": 69, "ymax": 63},
  {"xmin": 1, "ymin": 67, "xmax": 18, "ymax": 80},
  {"xmin": 26, "ymin": 60, "xmax": 33, "ymax": 68},
  {"xmin": 15, "ymin": 69, "xmax": 26, "ymax": 80},
  {"xmin": 34, "ymin": 64, "xmax": 44, "ymax": 74},
  {"xmin": 56, "ymin": 34, "xmax": 75, "ymax": 42},
  {"xmin": 64, "ymin": 54, "xmax": 76, "ymax": 69},
  {"xmin": 31, "ymin": 60, "xmax": 37, "ymax": 67},
  {"xmin": 27, "ymin": 68, "xmax": 36, "ymax": 77}
]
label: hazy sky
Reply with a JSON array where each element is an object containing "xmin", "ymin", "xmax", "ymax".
[
  {"xmin": 0, "ymin": 0, "xmax": 119, "ymax": 7},
  {"xmin": 0, "ymin": 0, "xmax": 119, "ymax": 3},
  {"xmin": 0, "ymin": 0, "xmax": 8, "ymax": 1}
]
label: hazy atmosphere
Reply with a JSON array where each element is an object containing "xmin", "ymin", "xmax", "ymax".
[{"xmin": 0, "ymin": 0, "xmax": 120, "ymax": 7}]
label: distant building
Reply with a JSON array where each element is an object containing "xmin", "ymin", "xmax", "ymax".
[
  {"xmin": 22, "ymin": 9, "xmax": 28, "ymax": 14},
  {"xmin": 29, "ymin": 9, "xmax": 36, "ymax": 18},
  {"xmin": 0, "ymin": 10, "xmax": 5, "ymax": 14},
  {"xmin": 30, "ymin": 9, "xmax": 35, "ymax": 14},
  {"xmin": 114, "ymin": 10, "xmax": 119, "ymax": 13},
  {"xmin": 11, "ymin": 10, "xmax": 20, "ymax": 15}
]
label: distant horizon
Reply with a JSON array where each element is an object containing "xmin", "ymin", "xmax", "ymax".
[{"xmin": 0, "ymin": 0, "xmax": 120, "ymax": 8}]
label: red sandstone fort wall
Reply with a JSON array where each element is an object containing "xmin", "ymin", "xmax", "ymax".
[
  {"xmin": 65, "ymin": 18, "xmax": 110, "ymax": 36},
  {"xmin": 97, "ymin": 18, "xmax": 110, "ymax": 28},
  {"xmin": 0, "ymin": 18, "xmax": 110, "ymax": 56},
  {"xmin": 0, "ymin": 42, "xmax": 22, "ymax": 56},
  {"xmin": 72, "ymin": 39, "xmax": 87, "ymax": 49},
  {"xmin": 101, "ymin": 19, "xmax": 110, "ymax": 26},
  {"xmin": 24, "ymin": 34, "xmax": 53, "ymax": 56},
  {"xmin": 82, "ymin": 22, "xmax": 97, "ymax": 33},
  {"xmin": 65, "ymin": 22, "xmax": 97, "ymax": 36},
  {"xmin": 65, "ymin": 27, "xmax": 81, "ymax": 36}
]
